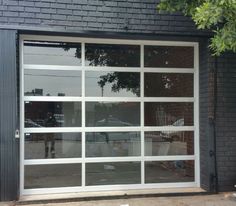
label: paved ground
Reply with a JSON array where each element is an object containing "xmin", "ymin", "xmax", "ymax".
[{"xmin": 1, "ymin": 193, "xmax": 236, "ymax": 206}]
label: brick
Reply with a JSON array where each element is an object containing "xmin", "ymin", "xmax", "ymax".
[
  {"xmin": 36, "ymin": 13, "xmax": 51, "ymax": 19},
  {"xmin": 41, "ymin": 8, "xmax": 56, "ymax": 14},
  {"xmin": 25, "ymin": 7, "xmax": 40, "ymax": 13},
  {"xmin": 51, "ymin": 14, "xmax": 66, "ymax": 20},
  {"xmin": 51, "ymin": 3, "xmax": 66, "ymax": 9},
  {"xmin": 82, "ymin": 5, "xmax": 96, "ymax": 11},
  {"xmin": 57, "ymin": 9, "xmax": 72, "ymax": 15},
  {"xmin": 3, "ymin": 11, "xmax": 18, "ymax": 16},
  {"xmin": 8, "ymin": 6, "xmax": 24, "ymax": 11},
  {"xmin": 67, "ymin": 15, "xmax": 82, "ymax": 21},
  {"xmin": 19, "ymin": 12, "xmax": 35, "ymax": 18},
  {"xmin": 72, "ymin": 0, "xmax": 87, "ymax": 5},
  {"xmin": 8, "ymin": 17, "xmax": 24, "ymax": 23},
  {"xmin": 73, "ymin": 10, "xmax": 87, "ymax": 16},
  {"xmin": 19, "ymin": 1, "xmax": 34, "ymax": 6},
  {"xmin": 25, "ymin": 18, "xmax": 41, "ymax": 24},
  {"xmin": 35, "ymin": 2, "xmax": 51, "ymax": 8},
  {"xmin": 4, "ymin": 0, "xmax": 18, "ymax": 6}
]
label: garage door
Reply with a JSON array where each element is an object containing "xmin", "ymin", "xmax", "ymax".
[{"xmin": 20, "ymin": 35, "xmax": 199, "ymax": 195}]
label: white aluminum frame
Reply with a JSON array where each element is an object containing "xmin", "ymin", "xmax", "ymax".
[{"xmin": 20, "ymin": 35, "xmax": 199, "ymax": 196}]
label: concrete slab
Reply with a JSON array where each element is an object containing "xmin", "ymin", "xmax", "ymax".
[{"xmin": 1, "ymin": 193, "xmax": 236, "ymax": 206}]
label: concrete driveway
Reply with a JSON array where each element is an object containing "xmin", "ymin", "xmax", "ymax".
[{"xmin": 1, "ymin": 193, "xmax": 236, "ymax": 206}]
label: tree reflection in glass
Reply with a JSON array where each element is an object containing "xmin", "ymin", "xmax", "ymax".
[
  {"xmin": 85, "ymin": 44, "xmax": 140, "ymax": 67},
  {"xmin": 144, "ymin": 73, "xmax": 193, "ymax": 97}
]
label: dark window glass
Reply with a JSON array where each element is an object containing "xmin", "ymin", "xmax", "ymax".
[
  {"xmin": 24, "ymin": 69, "xmax": 82, "ymax": 97},
  {"xmin": 144, "ymin": 102, "xmax": 193, "ymax": 126},
  {"xmin": 25, "ymin": 133, "xmax": 82, "ymax": 159},
  {"xmin": 86, "ymin": 132, "xmax": 141, "ymax": 157},
  {"xmin": 86, "ymin": 162, "xmax": 141, "ymax": 186},
  {"xmin": 85, "ymin": 71, "xmax": 140, "ymax": 97},
  {"xmin": 86, "ymin": 102, "xmax": 140, "ymax": 127},
  {"xmin": 24, "ymin": 41, "xmax": 81, "ymax": 65},
  {"xmin": 144, "ymin": 46, "xmax": 194, "ymax": 68},
  {"xmin": 85, "ymin": 44, "xmax": 140, "ymax": 67},
  {"xmin": 24, "ymin": 164, "xmax": 81, "ymax": 189},
  {"xmin": 145, "ymin": 161, "xmax": 194, "ymax": 183},
  {"xmin": 145, "ymin": 131, "xmax": 194, "ymax": 156},
  {"xmin": 25, "ymin": 102, "xmax": 81, "ymax": 127},
  {"xmin": 144, "ymin": 73, "xmax": 193, "ymax": 97}
]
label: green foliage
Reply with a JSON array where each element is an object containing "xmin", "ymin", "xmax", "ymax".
[{"xmin": 158, "ymin": 0, "xmax": 236, "ymax": 55}]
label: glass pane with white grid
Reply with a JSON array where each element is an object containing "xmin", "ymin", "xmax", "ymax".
[{"xmin": 20, "ymin": 36, "xmax": 198, "ymax": 195}]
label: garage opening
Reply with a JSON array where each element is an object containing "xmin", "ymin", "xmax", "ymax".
[{"xmin": 20, "ymin": 35, "xmax": 199, "ymax": 195}]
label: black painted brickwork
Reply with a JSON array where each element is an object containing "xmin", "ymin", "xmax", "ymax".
[
  {"xmin": 215, "ymin": 53, "xmax": 236, "ymax": 191},
  {"xmin": 0, "ymin": 0, "xmax": 209, "ymax": 35}
]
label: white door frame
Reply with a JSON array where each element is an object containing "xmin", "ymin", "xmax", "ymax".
[{"xmin": 20, "ymin": 35, "xmax": 199, "ymax": 195}]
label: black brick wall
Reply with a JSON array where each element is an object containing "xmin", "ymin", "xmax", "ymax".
[
  {"xmin": 199, "ymin": 39, "xmax": 211, "ymax": 191},
  {"xmin": 199, "ymin": 42, "xmax": 236, "ymax": 192},
  {"xmin": 0, "ymin": 0, "xmax": 210, "ymax": 35},
  {"xmin": 215, "ymin": 53, "xmax": 236, "ymax": 191}
]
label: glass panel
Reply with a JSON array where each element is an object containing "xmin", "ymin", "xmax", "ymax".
[
  {"xmin": 145, "ymin": 131, "xmax": 194, "ymax": 156},
  {"xmin": 144, "ymin": 102, "xmax": 193, "ymax": 126},
  {"xmin": 144, "ymin": 73, "xmax": 193, "ymax": 97},
  {"xmin": 25, "ymin": 102, "xmax": 81, "ymax": 127},
  {"xmin": 144, "ymin": 46, "xmax": 194, "ymax": 68},
  {"xmin": 24, "ymin": 41, "xmax": 81, "ymax": 65},
  {"xmin": 86, "ymin": 162, "xmax": 141, "ymax": 186},
  {"xmin": 85, "ymin": 44, "xmax": 140, "ymax": 67},
  {"xmin": 86, "ymin": 132, "xmax": 141, "ymax": 157},
  {"xmin": 85, "ymin": 71, "xmax": 140, "ymax": 97},
  {"xmin": 25, "ymin": 133, "xmax": 82, "ymax": 159},
  {"xmin": 145, "ymin": 161, "xmax": 194, "ymax": 183},
  {"xmin": 24, "ymin": 164, "xmax": 81, "ymax": 189},
  {"xmin": 24, "ymin": 69, "xmax": 82, "ymax": 96},
  {"xmin": 86, "ymin": 102, "xmax": 140, "ymax": 127}
]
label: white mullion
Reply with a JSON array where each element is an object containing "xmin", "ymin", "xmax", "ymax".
[
  {"xmin": 142, "ymin": 97, "xmax": 194, "ymax": 102},
  {"xmin": 144, "ymin": 155, "xmax": 195, "ymax": 162},
  {"xmin": 84, "ymin": 97, "xmax": 141, "ymax": 102},
  {"xmin": 24, "ymin": 127, "xmax": 83, "ymax": 133},
  {"xmin": 23, "ymin": 127, "xmax": 141, "ymax": 133},
  {"xmin": 83, "ymin": 66, "xmax": 141, "ymax": 72},
  {"xmin": 23, "ymin": 96, "xmax": 194, "ymax": 103},
  {"xmin": 143, "ymin": 126, "xmax": 194, "ymax": 132},
  {"xmin": 24, "ymin": 64, "xmax": 82, "ymax": 71},
  {"xmin": 141, "ymin": 68, "xmax": 194, "ymax": 73},
  {"xmin": 24, "ymin": 64, "xmax": 194, "ymax": 74},
  {"xmin": 24, "ymin": 96, "xmax": 83, "ymax": 102},
  {"xmin": 140, "ymin": 44, "xmax": 145, "ymax": 185},
  {"xmin": 21, "ymin": 34, "xmax": 198, "ymax": 47},
  {"xmin": 20, "ymin": 37, "xmax": 25, "ymax": 195},
  {"xmin": 24, "ymin": 126, "xmax": 194, "ymax": 134},
  {"xmin": 84, "ymin": 97, "xmax": 194, "ymax": 102},
  {"xmin": 24, "ymin": 158, "xmax": 83, "ymax": 165},
  {"xmin": 81, "ymin": 132, "xmax": 86, "ymax": 188},
  {"xmin": 85, "ymin": 157, "xmax": 141, "ymax": 163},
  {"xmin": 81, "ymin": 42, "xmax": 86, "ymax": 188},
  {"xmin": 194, "ymin": 43, "xmax": 200, "ymax": 186}
]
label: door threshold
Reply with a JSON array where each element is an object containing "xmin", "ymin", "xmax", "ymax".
[{"xmin": 18, "ymin": 187, "xmax": 208, "ymax": 204}]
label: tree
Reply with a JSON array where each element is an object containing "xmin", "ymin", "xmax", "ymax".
[{"xmin": 158, "ymin": 0, "xmax": 236, "ymax": 55}]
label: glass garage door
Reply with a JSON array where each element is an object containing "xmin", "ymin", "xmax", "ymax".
[{"xmin": 20, "ymin": 36, "xmax": 199, "ymax": 195}]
